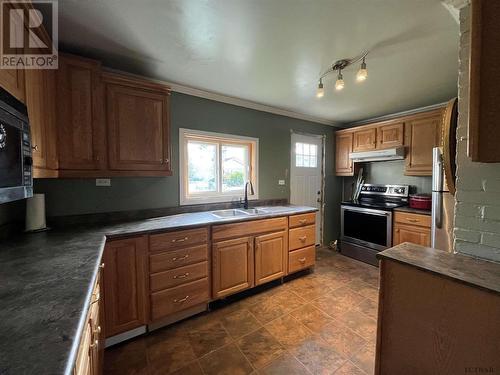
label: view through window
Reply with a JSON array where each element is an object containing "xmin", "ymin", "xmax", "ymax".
[{"xmin": 180, "ymin": 129, "xmax": 258, "ymax": 204}]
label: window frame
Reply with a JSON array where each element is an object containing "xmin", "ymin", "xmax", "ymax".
[{"xmin": 179, "ymin": 128, "xmax": 259, "ymax": 205}]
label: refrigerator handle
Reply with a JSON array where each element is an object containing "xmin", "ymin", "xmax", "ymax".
[
  {"xmin": 432, "ymin": 147, "xmax": 443, "ymax": 192},
  {"xmin": 433, "ymin": 192, "xmax": 443, "ymax": 229}
]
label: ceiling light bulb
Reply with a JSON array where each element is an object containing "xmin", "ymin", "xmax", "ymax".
[
  {"xmin": 316, "ymin": 80, "xmax": 324, "ymax": 98},
  {"xmin": 356, "ymin": 59, "xmax": 368, "ymax": 82},
  {"xmin": 335, "ymin": 71, "xmax": 344, "ymax": 91}
]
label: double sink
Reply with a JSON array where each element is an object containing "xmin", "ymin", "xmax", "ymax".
[{"xmin": 210, "ymin": 206, "xmax": 292, "ymax": 219}]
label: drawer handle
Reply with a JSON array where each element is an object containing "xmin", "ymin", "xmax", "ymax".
[
  {"xmin": 89, "ymin": 338, "xmax": 98, "ymax": 349},
  {"xmin": 174, "ymin": 295, "xmax": 189, "ymax": 303},
  {"xmin": 173, "ymin": 272, "xmax": 190, "ymax": 279},
  {"xmin": 298, "ymin": 257, "xmax": 306, "ymax": 263},
  {"xmin": 172, "ymin": 236, "xmax": 188, "ymax": 243},
  {"xmin": 299, "ymin": 236, "xmax": 307, "ymax": 242},
  {"xmin": 92, "ymin": 292, "xmax": 100, "ymax": 303},
  {"xmin": 298, "ymin": 219, "xmax": 307, "ymax": 225},
  {"xmin": 172, "ymin": 254, "xmax": 189, "ymax": 262},
  {"xmin": 407, "ymin": 219, "xmax": 419, "ymax": 223}
]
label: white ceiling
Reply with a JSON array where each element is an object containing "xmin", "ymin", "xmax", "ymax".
[{"xmin": 57, "ymin": 0, "xmax": 459, "ymax": 124}]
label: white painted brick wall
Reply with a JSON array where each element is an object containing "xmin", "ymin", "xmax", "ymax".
[{"xmin": 454, "ymin": 4, "xmax": 500, "ymax": 262}]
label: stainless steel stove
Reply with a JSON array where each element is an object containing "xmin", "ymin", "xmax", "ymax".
[{"xmin": 340, "ymin": 184, "xmax": 409, "ymax": 266}]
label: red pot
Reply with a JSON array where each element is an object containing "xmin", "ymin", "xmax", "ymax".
[{"xmin": 409, "ymin": 194, "xmax": 432, "ymax": 210}]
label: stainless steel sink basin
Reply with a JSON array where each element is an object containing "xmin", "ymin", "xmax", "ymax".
[
  {"xmin": 252, "ymin": 206, "xmax": 292, "ymax": 214},
  {"xmin": 210, "ymin": 209, "xmax": 257, "ymax": 219}
]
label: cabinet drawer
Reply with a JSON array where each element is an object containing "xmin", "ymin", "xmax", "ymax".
[
  {"xmin": 288, "ymin": 246, "xmax": 316, "ymax": 273},
  {"xmin": 150, "ymin": 278, "xmax": 209, "ymax": 321},
  {"xmin": 150, "ymin": 244, "xmax": 208, "ymax": 273},
  {"xmin": 394, "ymin": 212, "xmax": 431, "ymax": 228},
  {"xmin": 289, "ymin": 225, "xmax": 315, "ymax": 250},
  {"xmin": 289, "ymin": 212, "xmax": 316, "ymax": 228},
  {"xmin": 150, "ymin": 261, "xmax": 208, "ymax": 292},
  {"xmin": 212, "ymin": 217, "xmax": 288, "ymax": 241},
  {"xmin": 150, "ymin": 227, "xmax": 208, "ymax": 252}
]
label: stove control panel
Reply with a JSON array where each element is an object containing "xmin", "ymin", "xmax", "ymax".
[{"xmin": 360, "ymin": 184, "xmax": 409, "ymax": 197}]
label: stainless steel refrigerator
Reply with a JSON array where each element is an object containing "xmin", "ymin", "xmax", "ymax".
[{"xmin": 431, "ymin": 147, "xmax": 455, "ymax": 251}]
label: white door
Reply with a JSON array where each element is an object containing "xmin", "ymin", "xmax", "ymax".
[{"xmin": 290, "ymin": 133, "xmax": 323, "ymax": 245}]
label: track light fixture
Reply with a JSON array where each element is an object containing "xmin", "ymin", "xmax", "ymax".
[
  {"xmin": 316, "ymin": 51, "xmax": 368, "ymax": 96},
  {"xmin": 316, "ymin": 78, "xmax": 324, "ymax": 98}
]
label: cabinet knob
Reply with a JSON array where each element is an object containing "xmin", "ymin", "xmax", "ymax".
[
  {"xmin": 89, "ymin": 339, "xmax": 99, "ymax": 349},
  {"xmin": 93, "ymin": 326, "xmax": 101, "ymax": 335},
  {"xmin": 298, "ymin": 219, "xmax": 307, "ymax": 225},
  {"xmin": 299, "ymin": 236, "xmax": 307, "ymax": 242},
  {"xmin": 100, "ymin": 263, "xmax": 105, "ymax": 269},
  {"xmin": 32, "ymin": 145, "xmax": 39, "ymax": 151},
  {"xmin": 298, "ymin": 257, "xmax": 306, "ymax": 263}
]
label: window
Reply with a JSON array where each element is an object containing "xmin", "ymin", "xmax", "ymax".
[
  {"xmin": 295, "ymin": 142, "xmax": 318, "ymax": 168},
  {"xmin": 180, "ymin": 129, "xmax": 259, "ymax": 205}
]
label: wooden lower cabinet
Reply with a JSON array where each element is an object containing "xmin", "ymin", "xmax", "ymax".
[
  {"xmin": 255, "ymin": 231, "xmax": 287, "ymax": 285},
  {"xmin": 103, "ymin": 236, "xmax": 148, "ymax": 338},
  {"xmin": 212, "ymin": 237, "xmax": 254, "ymax": 299},
  {"xmin": 393, "ymin": 212, "xmax": 431, "ymax": 247},
  {"xmin": 74, "ymin": 267, "xmax": 103, "ymax": 375}
]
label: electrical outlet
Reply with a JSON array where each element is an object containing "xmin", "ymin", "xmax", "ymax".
[
  {"xmin": 278, "ymin": 180, "xmax": 285, "ymax": 185},
  {"xmin": 96, "ymin": 178, "xmax": 111, "ymax": 187}
]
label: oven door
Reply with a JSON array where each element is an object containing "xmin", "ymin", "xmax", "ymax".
[{"xmin": 341, "ymin": 205, "xmax": 392, "ymax": 251}]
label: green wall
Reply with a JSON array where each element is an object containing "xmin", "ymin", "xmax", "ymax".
[{"xmin": 33, "ymin": 93, "xmax": 342, "ymax": 243}]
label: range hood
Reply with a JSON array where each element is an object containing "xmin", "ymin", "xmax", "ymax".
[{"xmin": 349, "ymin": 147, "xmax": 405, "ymax": 162}]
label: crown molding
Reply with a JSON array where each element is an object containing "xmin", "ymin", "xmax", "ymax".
[
  {"xmin": 348, "ymin": 101, "xmax": 449, "ymax": 127},
  {"xmin": 103, "ymin": 67, "xmax": 340, "ymax": 127}
]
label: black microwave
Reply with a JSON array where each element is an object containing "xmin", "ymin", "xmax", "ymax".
[{"xmin": 0, "ymin": 87, "xmax": 33, "ymax": 204}]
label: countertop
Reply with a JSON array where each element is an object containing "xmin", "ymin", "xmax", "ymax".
[
  {"xmin": 0, "ymin": 205, "xmax": 316, "ymax": 375},
  {"xmin": 377, "ymin": 242, "xmax": 500, "ymax": 295},
  {"xmin": 393, "ymin": 206, "xmax": 431, "ymax": 216}
]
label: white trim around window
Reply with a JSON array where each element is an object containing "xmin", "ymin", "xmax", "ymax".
[{"xmin": 179, "ymin": 128, "xmax": 259, "ymax": 205}]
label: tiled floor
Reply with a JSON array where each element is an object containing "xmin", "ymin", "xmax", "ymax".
[{"xmin": 104, "ymin": 248, "xmax": 379, "ymax": 374}]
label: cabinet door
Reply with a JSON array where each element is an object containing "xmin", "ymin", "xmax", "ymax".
[
  {"xmin": 353, "ymin": 127, "xmax": 377, "ymax": 152},
  {"xmin": 103, "ymin": 236, "xmax": 148, "ymax": 337},
  {"xmin": 106, "ymin": 83, "xmax": 171, "ymax": 173},
  {"xmin": 335, "ymin": 132, "xmax": 353, "ymax": 176},
  {"xmin": 57, "ymin": 55, "xmax": 106, "ymax": 170},
  {"xmin": 377, "ymin": 122, "xmax": 404, "ymax": 149},
  {"xmin": 393, "ymin": 224, "xmax": 431, "ymax": 247},
  {"xmin": 0, "ymin": 69, "xmax": 25, "ymax": 103},
  {"xmin": 405, "ymin": 112, "xmax": 443, "ymax": 176},
  {"xmin": 25, "ymin": 69, "xmax": 58, "ymax": 174},
  {"xmin": 212, "ymin": 237, "xmax": 254, "ymax": 299},
  {"xmin": 255, "ymin": 231, "xmax": 287, "ymax": 285}
]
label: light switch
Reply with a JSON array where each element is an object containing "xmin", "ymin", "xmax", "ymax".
[
  {"xmin": 278, "ymin": 180, "xmax": 285, "ymax": 185},
  {"xmin": 96, "ymin": 178, "xmax": 111, "ymax": 187}
]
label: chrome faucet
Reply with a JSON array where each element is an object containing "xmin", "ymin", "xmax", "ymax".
[{"xmin": 243, "ymin": 181, "xmax": 254, "ymax": 209}]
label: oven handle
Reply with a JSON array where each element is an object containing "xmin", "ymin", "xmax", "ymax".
[{"xmin": 341, "ymin": 205, "xmax": 391, "ymax": 217}]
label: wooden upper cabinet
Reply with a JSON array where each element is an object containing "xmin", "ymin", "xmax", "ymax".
[
  {"xmin": 353, "ymin": 127, "xmax": 377, "ymax": 152},
  {"xmin": 212, "ymin": 237, "xmax": 254, "ymax": 299},
  {"xmin": 404, "ymin": 111, "xmax": 443, "ymax": 176},
  {"xmin": 377, "ymin": 122, "xmax": 404, "ymax": 149},
  {"xmin": 56, "ymin": 54, "xmax": 106, "ymax": 170},
  {"xmin": 255, "ymin": 231, "xmax": 287, "ymax": 285},
  {"xmin": 25, "ymin": 69, "xmax": 58, "ymax": 176},
  {"xmin": 103, "ymin": 236, "xmax": 148, "ymax": 337},
  {"xmin": 335, "ymin": 132, "xmax": 353, "ymax": 176},
  {"xmin": 0, "ymin": 4, "xmax": 25, "ymax": 103},
  {"xmin": 0, "ymin": 69, "xmax": 25, "ymax": 103},
  {"xmin": 103, "ymin": 72, "xmax": 171, "ymax": 174}
]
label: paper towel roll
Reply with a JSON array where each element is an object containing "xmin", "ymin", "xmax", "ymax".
[{"xmin": 26, "ymin": 194, "xmax": 47, "ymax": 232}]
